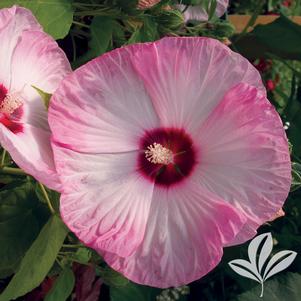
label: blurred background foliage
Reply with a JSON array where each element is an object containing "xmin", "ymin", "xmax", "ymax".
[{"xmin": 1, "ymin": 0, "xmax": 301, "ymax": 300}]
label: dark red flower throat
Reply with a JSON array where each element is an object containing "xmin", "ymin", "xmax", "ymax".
[
  {"xmin": 0, "ymin": 84, "xmax": 23, "ymax": 133},
  {"xmin": 0, "ymin": 84, "xmax": 7, "ymax": 102},
  {"xmin": 138, "ymin": 128, "xmax": 197, "ymax": 187}
]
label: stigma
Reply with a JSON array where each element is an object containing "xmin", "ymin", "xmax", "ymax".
[{"xmin": 145, "ymin": 143, "xmax": 173, "ymax": 165}]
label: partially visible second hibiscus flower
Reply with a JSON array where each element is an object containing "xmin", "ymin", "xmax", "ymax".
[
  {"xmin": 49, "ymin": 37, "xmax": 291, "ymax": 287},
  {"xmin": 0, "ymin": 6, "xmax": 71, "ymax": 190},
  {"xmin": 178, "ymin": 0, "xmax": 229, "ymax": 22}
]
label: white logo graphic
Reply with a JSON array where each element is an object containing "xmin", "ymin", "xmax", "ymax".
[{"xmin": 228, "ymin": 232, "xmax": 297, "ymax": 298}]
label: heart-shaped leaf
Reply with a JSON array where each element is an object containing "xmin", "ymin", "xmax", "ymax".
[
  {"xmin": 0, "ymin": 215, "xmax": 68, "ymax": 301},
  {"xmin": 0, "ymin": 0, "xmax": 74, "ymax": 39},
  {"xmin": 45, "ymin": 267, "xmax": 75, "ymax": 301},
  {"xmin": 0, "ymin": 181, "xmax": 41, "ymax": 278}
]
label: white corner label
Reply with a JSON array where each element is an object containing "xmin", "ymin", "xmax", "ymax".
[{"xmin": 228, "ymin": 232, "xmax": 297, "ymax": 297}]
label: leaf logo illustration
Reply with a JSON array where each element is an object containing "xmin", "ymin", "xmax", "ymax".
[{"xmin": 228, "ymin": 232, "xmax": 297, "ymax": 298}]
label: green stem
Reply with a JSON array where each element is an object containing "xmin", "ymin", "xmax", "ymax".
[
  {"xmin": 38, "ymin": 182, "xmax": 56, "ymax": 215},
  {"xmin": 55, "ymin": 258, "xmax": 64, "ymax": 269},
  {"xmin": 0, "ymin": 166, "xmax": 26, "ymax": 176},
  {"xmin": 234, "ymin": 0, "xmax": 264, "ymax": 42},
  {"xmin": 74, "ymin": 8, "xmax": 119, "ymax": 17},
  {"xmin": 62, "ymin": 244, "xmax": 84, "ymax": 249},
  {"xmin": 1, "ymin": 149, "xmax": 7, "ymax": 166},
  {"xmin": 72, "ymin": 21, "xmax": 90, "ymax": 29},
  {"xmin": 73, "ymin": 2, "xmax": 106, "ymax": 7},
  {"xmin": 58, "ymin": 251, "xmax": 77, "ymax": 255}
]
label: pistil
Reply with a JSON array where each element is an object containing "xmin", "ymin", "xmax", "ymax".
[
  {"xmin": 0, "ymin": 93, "xmax": 23, "ymax": 114},
  {"xmin": 145, "ymin": 143, "xmax": 173, "ymax": 165}
]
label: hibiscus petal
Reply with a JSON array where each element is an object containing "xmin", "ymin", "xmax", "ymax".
[
  {"xmin": 11, "ymin": 29, "xmax": 71, "ymax": 130},
  {"xmin": 0, "ymin": 124, "xmax": 58, "ymax": 189},
  {"xmin": 195, "ymin": 83, "xmax": 291, "ymax": 244},
  {"xmin": 49, "ymin": 46, "xmax": 160, "ymax": 153},
  {"xmin": 0, "ymin": 6, "xmax": 41, "ymax": 87},
  {"xmin": 101, "ymin": 182, "xmax": 246, "ymax": 288},
  {"xmin": 11, "ymin": 29, "xmax": 71, "ymax": 99},
  {"xmin": 225, "ymin": 222, "xmax": 259, "ymax": 246},
  {"xmin": 215, "ymin": 0, "xmax": 229, "ymax": 18},
  {"xmin": 131, "ymin": 37, "xmax": 264, "ymax": 137},
  {"xmin": 54, "ymin": 145, "xmax": 154, "ymax": 257},
  {"xmin": 0, "ymin": 6, "xmax": 71, "ymax": 190}
]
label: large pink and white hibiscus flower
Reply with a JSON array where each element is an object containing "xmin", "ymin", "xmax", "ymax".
[
  {"xmin": 0, "ymin": 6, "xmax": 71, "ymax": 190},
  {"xmin": 49, "ymin": 37, "xmax": 291, "ymax": 287}
]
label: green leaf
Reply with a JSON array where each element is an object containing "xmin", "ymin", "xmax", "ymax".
[
  {"xmin": 208, "ymin": 0, "xmax": 218, "ymax": 20},
  {"xmin": 32, "ymin": 86, "xmax": 52, "ymax": 110},
  {"xmin": 139, "ymin": 16, "xmax": 160, "ymax": 42},
  {"xmin": 0, "ymin": 0, "xmax": 74, "ymax": 39},
  {"xmin": 114, "ymin": 0, "xmax": 138, "ymax": 13},
  {"xmin": 253, "ymin": 15, "xmax": 301, "ymax": 59},
  {"xmin": 0, "ymin": 215, "xmax": 68, "ymax": 301},
  {"xmin": 70, "ymin": 247, "xmax": 92, "ymax": 265},
  {"xmin": 156, "ymin": 287, "xmax": 189, "ymax": 301},
  {"xmin": 35, "ymin": 182, "xmax": 60, "ymax": 212},
  {"xmin": 234, "ymin": 15, "xmax": 301, "ymax": 60},
  {"xmin": 156, "ymin": 10, "xmax": 184, "ymax": 34},
  {"xmin": 110, "ymin": 281, "xmax": 161, "ymax": 301},
  {"xmin": 180, "ymin": 0, "xmax": 203, "ymax": 4},
  {"xmin": 87, "ymin": 16, "xmax": 114, "ymax": 56},
  {"xmin": 97, "ymin": 267, "xmax": 129, "ymax": 287},
  {"xmin": 128, "ymin": 16, "xmax": 159, "ymax": 44},
  {"xmin": 0, "ymin": 181, "xmax": 41, "ymax": 278},
  {"xmin": 284, "ymin": 94, "xmax": 301, "ymax": 155},
  {"xmin": 235, "ymin": 272, "xmax": 301, "ymax": 301},
  {"xmin": 74, "ymin": 16, "xmax": 114, "ymax": 67},
  {"xmin": 288, "ymin": 116, "xmax": 301, "ymax": 156},
  {"xmin": 45, "ymin": 267, "xmax": 75, "ymax": 301},
  {"xmin": 112, "ymin": 21, "xmax": 126, "ymax": 47}
]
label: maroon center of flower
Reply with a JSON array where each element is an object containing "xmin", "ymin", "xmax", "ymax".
[
  {"xmin": 138, "ymin": 128, "xmax": 197, "ymax": 187},
  {"xmin": 0, "ymin": 84, "xmax": 7, "ymax": 102},
  {"xmin": 0, "ymin": 83, "xmax": 23, "ymax": 133}
]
